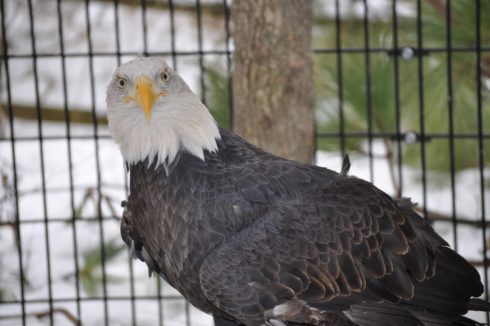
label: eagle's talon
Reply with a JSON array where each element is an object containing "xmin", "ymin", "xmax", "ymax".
[
  {"xmin": 266, "ymin": 319, "xmax": 287, "ymax": 326},
  {"xmin": 122, "ymin": 211, "xmax": 130, "ymax": 225}
]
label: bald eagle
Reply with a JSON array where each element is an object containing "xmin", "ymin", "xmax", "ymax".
[{"xmin": 107, "ymin": 57, "xmax": 489, "ymax": 326}]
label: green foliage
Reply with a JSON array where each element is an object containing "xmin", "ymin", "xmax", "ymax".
[
  {"xmin": 204, "ymin": 0, "xmax": 490, "ymax": 176},
  {"xmin": 419, "ymin": 0, "xmax": 490, "ymax": 48},
  {"xmin": 400, "ymin": 1, "xmax": 490, "ymax": 172},
  {"xmin": 314, "ymin": 0, "xmax": 490, "ymax": 173},
  {"xmin": 315, "ymin": 34, "xmax": 399, "ymax": 152},
  {"xmin": 204, "ymin": 63, "xmax": 231, "ymax": 129},
  {"xmin": 78, "ymin": 236, "xmax": 126, "ymax": 296}
]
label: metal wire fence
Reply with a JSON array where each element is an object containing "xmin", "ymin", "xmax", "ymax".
[{"xmin": 0, "ymin": 0, "xmax": 488, "ymax": 325}]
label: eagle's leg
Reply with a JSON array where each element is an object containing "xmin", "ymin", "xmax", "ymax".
[{"xmin": 120, "ymin": 204, "xmax": 132, "ymax": 246}]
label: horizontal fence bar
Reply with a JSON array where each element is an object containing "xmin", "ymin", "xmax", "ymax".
[
  {"xmin": 0, "ymin": 50, "xmax": 232, "ymax": 59},
  {"xmin": 1, "ymin": 212, "xmax": 486, "ymax": 228},
  {"xmin": 2, "ymin": 132, "xmax": 490, "ymax": 143},
  {"xmin": 0, "ymin": 216, "xmax": 490, "ymax": 228},
  {"xmin": 0, "ymin": 295, "xmax": 186, "ymax": 306},
  {"xmin": 2, "ymin": 45, "xmax": 490, "ymax": 60},
  {"xmin": 0, "ymin": 135, "xmax": 112, "ymax": 141},
  {"xmin": 0, "ymin": 216, "xmax": 121, "ymax": 225},
  {"xmin": 316, "ymin": 132, "xmax": 490, "ymax": 140},
  {"xmin": 315, "ymin": 46, "xmax": 490, "ymax": 55}
]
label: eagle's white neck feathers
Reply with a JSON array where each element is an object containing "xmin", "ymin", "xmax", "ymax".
[
  {"xmin": 106, "ymin": 58, "xmax": 220, "ymax": 168},
  {"xmin": 109, "ymin": 94, "xmax": 220, "ymax": 168}
]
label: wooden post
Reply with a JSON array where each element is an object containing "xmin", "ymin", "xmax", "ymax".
[{"xmin": 231, "ymin": 0, "xmax": 315, "ymax": 164}]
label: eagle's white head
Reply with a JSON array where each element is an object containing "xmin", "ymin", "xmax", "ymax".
[{"xmin": 106, "ymin": 57, "xmax": 220, "ymax": 167}]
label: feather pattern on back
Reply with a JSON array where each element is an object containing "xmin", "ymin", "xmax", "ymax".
[{"xmin": 122, "ymin": 128, "xmax": 487, "ymax": 326}]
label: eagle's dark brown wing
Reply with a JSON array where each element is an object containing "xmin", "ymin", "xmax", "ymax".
[{"xmin": 199, "ymin": 175, "xmax": 483, "ymax": 326}]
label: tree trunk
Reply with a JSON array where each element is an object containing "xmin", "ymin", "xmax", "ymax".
[{"xmin": 231, "ymin": 0, "xmax": 315, "ymax": 164}]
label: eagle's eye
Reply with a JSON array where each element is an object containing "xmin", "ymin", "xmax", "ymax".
[
  {"xmin": 117, "ymin": 77, "xmax": 127, "ymax": 89},
  {"xmin": 160, "ymin": 71, "xmax": 170, "ymax": 82}
]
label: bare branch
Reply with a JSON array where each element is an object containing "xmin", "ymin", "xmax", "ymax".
[
  {"xmin": 1, "ymin": 105, "xmax": 107, "ymax": 125},
  {"xmin": 64, "ymin": 0, "xmax": 226, "ymax": 18},
  {"xmin": 0, "ymin": 307, "xmax": 82, "ymax": 326},
  {"xmin": 415, "ymin": 206, "xmax": 488, "ymax": 228},
  {"xmin": 467, "ymin": 260, "xmax": 490, "ymax": 268}
]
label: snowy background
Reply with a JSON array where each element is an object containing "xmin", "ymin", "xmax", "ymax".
[{"xmin": 0, "ymin": 0, "xmax": 489, "ymax": 325}]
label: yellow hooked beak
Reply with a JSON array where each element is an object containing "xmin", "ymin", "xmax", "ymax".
[
  {"xmin": 136, "ymin": 75, "xmax": 156, "ymax": 120},
  {"xmin": 123, "ymin": 75, "xmax": 168, "ymax": 121}
]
